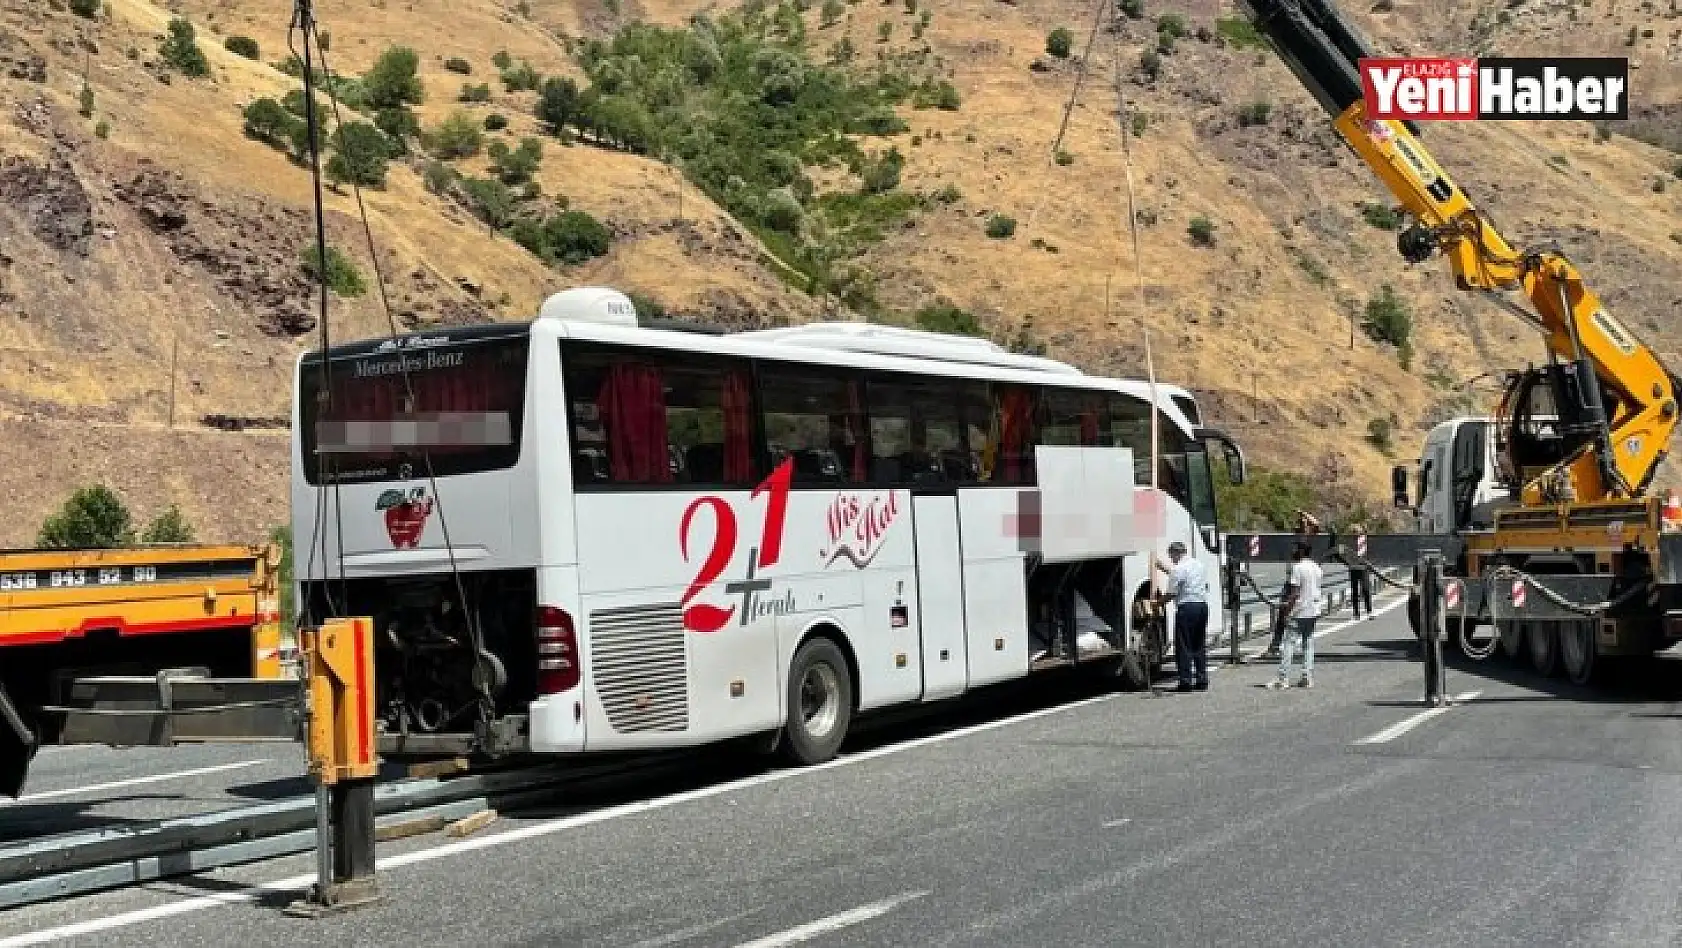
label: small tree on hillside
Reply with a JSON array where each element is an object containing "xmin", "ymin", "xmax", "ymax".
[
  {"xmin": 159, "ymin": 18, "xmax": 211, "ymax": 78},
  {"xmin": 142, "ymin": 505, "xmax": 196, "ymax": 543},
  {"xmin": 38, "ymin": 485, "xmax": 136, "ymax": 549},
  {"xmin": 326, "ymin": 121, "xmax": 392, "ymax": 188},
  {"xmin": 361, "ymin": 45, "xmax": 425, "ymax": 109},
  {"xmin": 1046, "ymin": 27, "xmax": 1074, "ymax": 58}
]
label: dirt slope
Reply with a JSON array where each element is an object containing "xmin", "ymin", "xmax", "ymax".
[{"xmin": 0, "ymin": 0, "xmax": 1678, "ymax": 543}]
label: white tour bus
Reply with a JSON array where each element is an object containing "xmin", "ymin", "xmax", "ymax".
[{"xmin": 291, "ymin": 288, "xmax": 1245, "ymax": 765}]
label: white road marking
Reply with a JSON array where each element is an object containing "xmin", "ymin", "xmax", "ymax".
[
  {"xmin": 0, "ymin": 695, "xmax": 1115, "ymax": 947},
  {"xmin": 633, "ymin": 909, "xmax": 765, "ymax": 948},
  {"xmin": 732, "ymin": 891, "xmax": 928, "ymax": 948},
  {"xmin": 1102, "ymin": 818, "xmax": 1132, "ymax": 828},
  {"xmin": 1354, "ymin": 691, "xmax": 1482, "ymax": 745},
  {"xmin": 13, "ymin": 761, "xmax": 269, "ymax": 803}
]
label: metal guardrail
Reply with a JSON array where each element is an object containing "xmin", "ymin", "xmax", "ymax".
[{"xmin": 0, "ymin": 751, "xmax": 697, "ymax": 910}]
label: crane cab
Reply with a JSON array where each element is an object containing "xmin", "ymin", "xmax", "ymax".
[{"xmin": 1392, "ymin": 417, "xmax": 1510, "ymax": 535}]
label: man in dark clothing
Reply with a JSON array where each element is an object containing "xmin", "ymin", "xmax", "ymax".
[{"xmin": 1348, "ymin": 524, "xmax": 1374, "ymax": 619}]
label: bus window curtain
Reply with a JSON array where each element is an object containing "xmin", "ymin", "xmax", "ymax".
[
  {"xmin": 600, "ymin": 362, "xmax": 671, "ymax": 483},
  {"xmin": 999, "ymin": 388, "xmax": 1034, "ymax": 483},
  {"xmin": 1079, "ymin": 409, "xmax": 1099, "ymax": 446},
  {"xmin": 721, "ymin": 369, "xmax": 754, "ymax": 483}
]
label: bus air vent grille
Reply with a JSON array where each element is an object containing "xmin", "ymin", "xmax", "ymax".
[{"xmin": 589, "ymin": 603, "xmax": 690, "ymax": 733}]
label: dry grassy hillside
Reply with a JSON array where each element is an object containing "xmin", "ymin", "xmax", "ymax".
[{"xmin": 0, "ymin": 0, "xmax": 1678, "ymax": 543}]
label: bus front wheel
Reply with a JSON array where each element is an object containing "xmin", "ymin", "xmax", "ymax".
[{"xmin": 781, "ymin": 637, "xmax": 854, "ymax": 766}]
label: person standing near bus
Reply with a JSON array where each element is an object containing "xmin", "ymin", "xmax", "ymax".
[
  {"xmin": 1348, "ymin": 523, "xmax": 1374, "ymax": 620},
  {"xmin": 1156, "ymin": 541, "xmax": 1210, "ymax": 692},
  {"xmin": 1268, "ymin": 540, "xmax": 1323, "ymax": 689}
]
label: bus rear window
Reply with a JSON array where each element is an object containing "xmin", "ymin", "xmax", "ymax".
[{"xmin": 300, "ymin": 334, "xmax": 529, "ymax": 485}]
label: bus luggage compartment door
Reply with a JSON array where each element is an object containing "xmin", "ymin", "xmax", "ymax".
[
  {"xmin": 0, "ymin": 682, "xmax": 38, "ymax": 798},
  {"xmin": 912, "ymin": 495, "xmax": 968, "ymax": 702}
]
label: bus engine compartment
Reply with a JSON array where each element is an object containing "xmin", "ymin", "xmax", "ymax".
[{"xmin": 302, "ymin": 570, "xmax": 538, "ymax": 754}]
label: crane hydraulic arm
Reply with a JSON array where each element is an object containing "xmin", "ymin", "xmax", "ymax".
[{"xmin": 1237, "ymin": 0, "xmax": 1680, "ymax": 506}]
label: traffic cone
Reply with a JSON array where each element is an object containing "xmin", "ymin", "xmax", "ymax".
[{"xmin": 1662, "ymin": 490, "xmax": 1682, "ymax": 533}]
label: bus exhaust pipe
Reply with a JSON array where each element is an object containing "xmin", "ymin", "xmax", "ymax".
[{"xmin": 0, "ymin": 683, "xmax": 38, "ymax": 798}]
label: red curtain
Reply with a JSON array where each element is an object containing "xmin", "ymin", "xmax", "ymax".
[
  {"xmin": 599, "ymin": 362, "xmax": 670, "ymax": 483},
  {"xmin": 1079, "ymin": 408, "xmax": 1099, "ymax": 446},
  {"xmin": 722, "ymin": 369, "xmax": 754, "ymax": 483},
  {"xmin": 998, "ymin": 388, "xmax": 1034, "ymax": 483}
]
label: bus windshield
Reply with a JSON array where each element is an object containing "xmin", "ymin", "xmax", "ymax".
[{"xmin": 298, "ymin": 330, "xmax": 530, "ymax": 485}]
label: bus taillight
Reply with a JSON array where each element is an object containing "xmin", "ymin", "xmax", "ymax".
[{"xmin": 536, "ymin": 606, "xmax": 579, "ymax": 694}]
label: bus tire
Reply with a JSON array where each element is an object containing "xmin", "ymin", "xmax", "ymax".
[
  {"xmin": 1115, "ymin": 650, "xmax": 1150, "ymax": 691},
  {"xmin": 781, "ymin": 637, "xmax": 853, "ymax": 766}
]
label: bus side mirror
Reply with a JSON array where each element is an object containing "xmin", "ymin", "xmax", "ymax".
[{"xmin": 1391, "ymin": 465, "xmax": 1410, "ymax": 509}]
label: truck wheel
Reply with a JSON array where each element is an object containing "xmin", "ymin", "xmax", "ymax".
[
  {"xmin": 1527, "ymin": 622, "xmax": 1560, "ymax": 677},
  {"xmin": 1559, "ymin": 620, "xmax": 1597, "ymax": 685},
  {"xmin": 780, "ymin": 637, "xmax": 853, "ymax": 766},
  {"xmin": 1497, "ymin": 620, "xmax": 1525, "ymax": 661}
]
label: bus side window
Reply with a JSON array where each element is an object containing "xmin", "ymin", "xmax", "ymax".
[
  {"xmin": 562, "ymin": 343, "xmax": 757, "ymax": 487},
  {"xmin": 758, "ymin": 361, "xmax": 867, "ymax": 485},
  {"xmin": 985, "ymin": 384, "xmax": 1040, "ymax": 485},
  {"xmin": 866, "ymin": 373, "xmax": 966, "ymax": 486}
]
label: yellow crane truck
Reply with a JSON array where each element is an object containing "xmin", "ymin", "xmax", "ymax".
[
  {"xmin": 1224, "ymin": 0, "xmax": 1682, "ymax": 685},
  {"xmin": 0, "ymin": 543, "xmax": 285, "ymax": 797}
]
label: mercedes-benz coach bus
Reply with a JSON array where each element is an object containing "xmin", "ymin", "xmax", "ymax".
[{"xmin": 291, "ymin": 287, "xmax": 1245, "ymax": 766}]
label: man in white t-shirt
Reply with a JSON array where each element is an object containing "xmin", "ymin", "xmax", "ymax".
[{"xmin": 1268, "ymin": 540, "xmax": 1323, "ymax": 689}]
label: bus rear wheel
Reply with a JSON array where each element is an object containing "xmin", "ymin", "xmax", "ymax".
[{"xmin": 781, "ymin": 637, "xmax": 853, "ymax": 766}]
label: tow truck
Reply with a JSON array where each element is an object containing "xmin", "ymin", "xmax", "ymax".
[
  {"xmin": 1223, "ymin": 0, "xmax": 1682, "ymax": 685},
  {"xmin": 0, "ymin": 542, "xmax": 285, "ymax": 797}
]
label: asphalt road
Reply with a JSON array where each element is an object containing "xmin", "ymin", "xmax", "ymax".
[{"xmin": 9, "ymin": 586, "xmax": 1682, "ymax": 947}]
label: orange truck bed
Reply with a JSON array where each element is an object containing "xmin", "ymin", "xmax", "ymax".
[{"xmin": 0, "ymin": 543, "xmax": 284, "ymax": 796}]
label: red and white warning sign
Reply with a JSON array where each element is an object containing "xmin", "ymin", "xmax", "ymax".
[
  {"xmin": 1356, "ymin": 534, "xmax": 1368, "ymax": 559},
  {"xmin": 1249, "ymin": 535, "xmax": 1260, "ymax": 557},
  {"xmin": 1512, "ymin": 579, "xmax": 1527, "ymax": 609},
  {"xmin": 1444, "ymin": 579, "xmax": 1461, "ymax": 611}
]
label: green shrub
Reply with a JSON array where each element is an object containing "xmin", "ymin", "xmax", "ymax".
[
  {"xmin": 1131, "ymin": 112, "xmax": 1147, "ymax": 137},
  {"xmin": 421, "ymin": 160, "xmax": 457, "ymax": 195},
  {"xmin": 1054, "ymin": 150, "xmax": 1073, "ymax": 166},
  {"xmin": 1155, "ymin": 13, "xmax": 1188, "ymax": 39},
  {"xmin": 69, "ymin": 0, "xmax": 100, "ymax": 17},
  {"xmin": 1118, "ymin": 0, "xmax": 1144, "ymax": 17},
  {"xmin": 460, "ymin": 177, "xmax": 515, "ymax": 228},
  {"xmin": 430, "ymin": 110, "xmax": 484, "ymax": 158},
  {"xmin": 326, "ymin": 121, "xmax": 393, "ymax": 187},
  {"xmin": 860, "ymin": 147, "xmax": 904, "ymax": 193},
  {"xmin": 1366, "ymin": 418, "xmax": 1394, "ymax": 453},
  {"xmin": 485, "ymin": 113, "xmax": 510, "ymax": 131},
  {"xmin": 985, "ymin": 213, "xmax": 1016, "ymax": 238},
  {"xmin": 1360, "ymin": 202, "xmax": 1400, "ymax": 230},
  {"xmin": 488, "ymin": 136, "xmax": 543, "ymax": 184},
  {"xmin": 374, "ymin": 107, "xmax": 420, "ymax": 152},
  {"xmin": 160, "ymin": 18, "xmax": 210, "ymax": 78},
  {"xmin": 79, "ymin": 81, "xmax": 94, "ymax": 118},
  {"xmin": 460, "ymin": 83, "xmax": 492, "ymax": 103},
  {"xmin": 243, "ymin": 98, "xmax": 295, "ymax": 146},
  {"xmin": 1236, "ymin": 101, "xmax": 1271, "ymax": 127},
  {"xmin": 1140, "ymin": 48, "xmax": 1162, "ymax": 79},
  {"xmin": 300, "ymin": 244, "xmax": 367, "ymax": 297},
  {"xmin": 821, "ymin": 0, "xmax": 845, "ymax": 26},
  {"xmin": 1188, "ymin": 215, "xmax": 1215, "ymax": 246},
  {"xmin": 535, "ymin": 77, "xmax": 581, "ymax": 134},
  {"xmin": 141, "ymin": 505, "xmax": 195, "ymax": 543},
  {"xmin": 444, "ymin": 57, "xmax": 473, "ymax": 75},
  {"xmin": 543, "ymin": 209, "xmax": 613, "ymax": 264},
  {"xmin": 1363, "ymin": 284, "xmax": 1413, "ymax": 368},
  {"xmin": 363, "ymin": 45, "xmax": 425, "ymax": 109},
  {"xmin": 95, "ymin": 120, "xmax": 110, "ymax": 138},
  {"xmin": 492, "ymin": 50, "xmax": 512, "ymax": 69},
  {"xmin": 38, "ymin": 485, "xmax": 135, "ymax": 549},
  {"xmin": 224, "ymin": 35, "xmax": 260, "ymax": 59},
  {"xmin": 501, "ymin": 59, "xmax": 541, "ymax": 92},
  {"xmin": 914, "ymin": 300, "xmax": 983, "ymax": 336},
  {"xmin": 1046, "ymin": 27, "xmax": 1074, "ymax": 59},
  {"xmin": 1214, "ymin": 15, "xmax": 1267, "ymax": 49}
]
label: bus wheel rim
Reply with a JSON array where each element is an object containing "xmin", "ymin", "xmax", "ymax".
[{"xmin": 801, "ymin": 663, "xmax": 840, "ymax": 737}]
